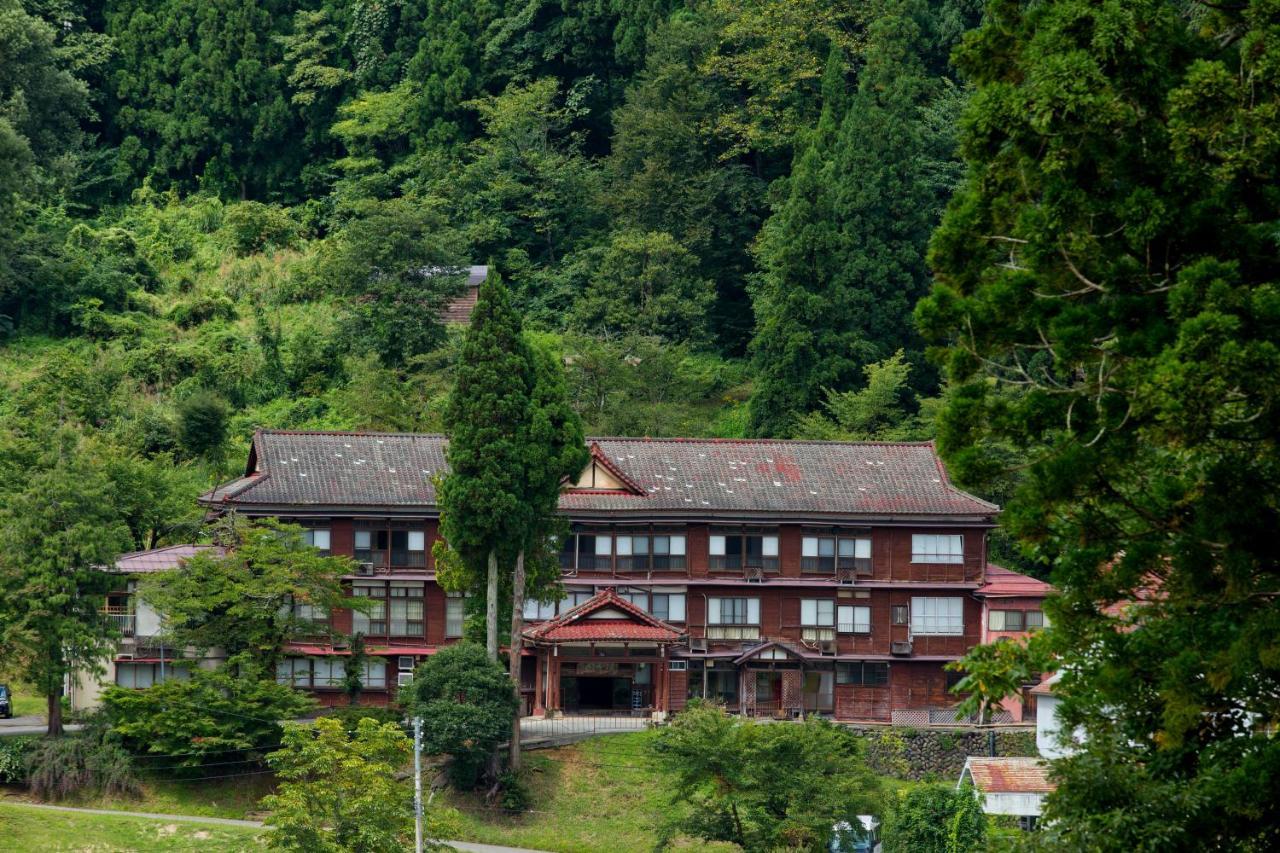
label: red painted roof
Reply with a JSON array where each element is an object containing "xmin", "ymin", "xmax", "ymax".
[
  {"xmin": 964, "ymin": 757, "xmax": 1055, "ymax": 794},
  {"xmin": 1029, "ymin": 672, "xmax": 1059, "ymax": 696},
  {"xmin": 524, "ymin": 587, "xmax": 683, "ymax": 644},
  {"xmin": 977, "ymin": 564, "xmax": 1053, "ymax": 598},
  {"xmin": 114, "ymin": 544, "xmax": 224, "ymax": 574}
]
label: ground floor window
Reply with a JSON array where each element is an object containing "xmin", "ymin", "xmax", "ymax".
[
  {"xmin": 115, "ymin": 662, "xmax": 190, "ymax": 689},
  {"xmin": 836, "ymin": 662, "xmax": 890, "ymax": 686},
  {"xmin": 803, "ymin": 670, "xmax": 835, "ymax": 712}
]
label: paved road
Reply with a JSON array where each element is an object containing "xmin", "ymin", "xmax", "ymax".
[
  {"xmin": 0, "ymin": 801, "xmax": 553, "ymax": 853},
  {"xmin": 0, "ymin": 714, "xmax": 82, "ymax": 737}
]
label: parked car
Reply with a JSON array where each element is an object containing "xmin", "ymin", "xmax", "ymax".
[
  {"xmin": 0, "ymin": 684, "xmax": 11, "ymax": 719},
  {"xmin": 830, "ymin": 816, "xmax": 880, "ymax": 853}
]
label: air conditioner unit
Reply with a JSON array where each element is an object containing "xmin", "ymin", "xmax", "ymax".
[
  {"xmin": 744, "ymin": 565, "xmax": 764, "ymax": 583},
  {"xmin": 396, "ymin": 671, "xmax": 414, "ymax": 687},
  {"xmin": 819, "ymin": 640, "xmax": 837, "ymax": 656},
  {"xmin": 890, "ymin": 641, "xmax": 913, "ymax": 656},
  {"xmin": 397, "ymin": 656, "xmax": 415, "ymax": 672},
  {"xmin": 116, "ymin": 653, "xmax": 134, "ymax": 661},
  {"xmin": 837, "ymin": 569, "xmax": 857, "ymax": 585},
  {"xmin": 356, "ymin": 562, "xmax": 375, "ymax": 576},
  {"xmin": 688, "ymin": 637, "xmax": 708, "ymax": 653}
]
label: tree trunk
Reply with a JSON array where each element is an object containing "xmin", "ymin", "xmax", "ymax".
[
  {"xmin": 508, "ymin": 550, "xmax": 526, "ymax": 772},
  {"xmin": 47, "ymin": 689, "xmax": 63, "ymax": 737},
  {"xmin": 486, "ymin": 549, "xmax": 499, "ymax": 661}
]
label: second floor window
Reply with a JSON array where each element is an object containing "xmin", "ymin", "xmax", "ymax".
[
  {"xmin": 837, "ymin": 605, "xmax": 871, "ymax": 634},
  {"xmin": 988, "ymin": 609, "xmax": 1045, "ymax": 631},
  {"xmin": 291, "ymin": 599, "xmax": 328, "ymax": 625},
  {"xmin": 302, "ymin": 528, "xmax": 331, "ymax": 555},
  {"xmin": 352, "ymin": 582, "xmax": 387, "ymax": 634},
  {"xmin": 388, "ymin": 583, "xmax": 424, "ymax": 636},
  {"xmin": 801, "ymin": 535, "xmax": 872, "ymax": 573},
  {"xmin": 910, "ymin": 597, "xmax": 965, "ymax": 636},
  {"xmin": 616, "ymin": 534, "xmax": 687, "ymax": 571},
  {"xmin": 445, "ymin": 593, "xmax": 465, "ymax": 638},
  {"xmin": 710, "ymin": 531, "xmax": 779, "ymax": 572},
  {"xmin": 356, "ymin": 528, "xmax": 428, "ymax": 568},
  {"xmin": 800, "ymin": 599, "xmax": 835, "ymax": 642},
  {"xmin": 911, "ymin": 534, "xmax": 964, "ymax": 564},
  {"xmin": 707, "ymin": 596, "xmax": 760, "ymax": 640},
  {"xmin": 619, "ymin": 589, "xmax": 686, "ymax": 622}
]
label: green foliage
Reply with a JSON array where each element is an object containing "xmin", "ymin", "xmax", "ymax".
[
  {"xmin": 408, "ymin": 642, "xmax": 518, "ymax": 789},
  {"xmin": 919, "ymin": 0, "xmax": 1280, "ymax": 847},
  {"xmin": 881, "ymin": 784, "xmax": 986, "ymax": 853},
  {"xmin": 139, "ymin": 516, "xmax": 357, "ymax": 668},
  {"xmin": 651, "ymin": 703, "xmax": 882, "ymax": 851},
  {"xmin": 793, "ymin": 351, "xmax": 938, "ymax": 441},
  {"xmin": 103, "ymin": 655, "xmax": 315, "ymax": 771},
  {"xmin": 175, "ymin": 391, "xmax": 229, "ymax": 462},
  {"xmin": 262, "ymin": 716, "xmax": 459, "ymax": 852},
  {"xmin": 23, "ymin": 724, "xmax": 141, "ymax": 802},
  {"xmin": 0, "ymin": 736, "xmax": 34, "ymax": 783},
  {"xmin": 221, "ymin": 202, "xmax": 299, "ymax": 257},
  {"xmin": 319, "ymin": 704, "xmax": 403, "ymax": 736},
  {"xmin": 0, "ymin": 433, "xmax": 133, "ymax": 735}
]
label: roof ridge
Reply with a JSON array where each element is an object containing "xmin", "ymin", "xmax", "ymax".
[
  {"xmin": 588, "ymin": 436, "xmax": 938, "ymax": 447},
  {"xmin": 256, "ymin": 429, "xmax": 447, "ymax": 439}
]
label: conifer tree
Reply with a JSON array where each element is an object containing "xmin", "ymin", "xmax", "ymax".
[
  {"xmin": 748, "ymin": 2, "xmax": 949, "ymax": 437},
  {"xmin": 437, "ymin": 268, "xmax": 534, "ymax": 661}
]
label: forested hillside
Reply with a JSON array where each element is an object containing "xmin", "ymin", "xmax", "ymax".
[{"xmin": 0, "ymin": 0, "xmax": 982, "ymax": 501}]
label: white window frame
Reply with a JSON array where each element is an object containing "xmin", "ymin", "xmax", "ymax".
[
  {"xmin": 910, "ymin": 597, "xmax": 965, "ymax": 636},
  {"xmin": 800, "ymin": 599, "xmax": 835, "ymax": 627},
  {"xmin": 304, "ymin": 528, "xmax": 331, "ymax": 553},
  {"xmin": 837, "ymin": 605, "xmax": 871, "ymax": 634},
  {"xmin": 445, "ymin": 593, "xmax": 465, "ymax": 638},
  {"xmin": 911, "ymin": 534, "xmax": 964, "ymax": 564}
]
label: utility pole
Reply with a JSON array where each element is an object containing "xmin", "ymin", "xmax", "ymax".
[{"xmin": 413, "ymin": 715, "xmax": 424, "ymax": 853}]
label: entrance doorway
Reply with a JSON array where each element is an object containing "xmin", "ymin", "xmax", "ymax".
[{"xmin": 562, "ymin": 676, "xmax": 631, "ymax": 712}]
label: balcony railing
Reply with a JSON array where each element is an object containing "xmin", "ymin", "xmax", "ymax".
[
  {"xmin": 102, "ymin": 608, "xmax": 135, "ymax": 636},
  {"xmin": 709, "ymin": 556, "xmax": 779, "ymax": 572}
]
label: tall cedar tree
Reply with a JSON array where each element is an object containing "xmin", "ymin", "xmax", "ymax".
[
  {"xmin": 749, "ymin": 5, "xmax": 942, "ymax": 437},
  {"xmin": 507, "ymin": 343, "xmax": 588, "ymax": 767},
  {"xmin": 919, "ymin": 0, "xmax": 1280, "ymax": 847},
  {"xmin": 0, "ymin": 438, "xmax": 131, "ymax": 735},
  {"xmin": 437, "ymin": 268, "xmax": 534, "ymax": 660}
]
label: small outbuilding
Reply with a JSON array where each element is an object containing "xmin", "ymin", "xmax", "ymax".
[{"xmin": 958, "ymin": 756, "xmax": 1055, "ymax": 830}]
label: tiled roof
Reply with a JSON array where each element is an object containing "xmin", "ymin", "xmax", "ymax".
[
  {"xmin": 1029, "ymin": 671, "xmax": 1059, "ymax": 696},
  {"xmin": 524, "ymin": 588, "xmax": 683, "ymax": 644},
  {"xmin": 202, "ymin": 431, "xmax": 998, "ymax": 519},
  {"xmin": 963, "ymin": 757, "xmax": 1055, "ymax": 794},
  {"xmin": 977, "ymin": 564, "xmax": 1053, "ymax": 598},
  {"xmin": 114, "ymin": 544, "xmax": 224, "ymax": 574}
]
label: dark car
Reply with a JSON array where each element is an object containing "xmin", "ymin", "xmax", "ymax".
[{"xmin": 0, "ymin": 684, "xmax": 11, "ymax": 719}]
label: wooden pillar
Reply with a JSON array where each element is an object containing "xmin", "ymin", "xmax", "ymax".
[{"xmin": 532, "ymin": 648, "xmax": 545, "ymax": 716}]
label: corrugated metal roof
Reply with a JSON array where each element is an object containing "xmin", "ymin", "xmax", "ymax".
[
  {"xmin": 201, "ymin": 431, "xmax": 998, "ymax": 519},
  {"xmin": 114, "ymin": 544, "xmax": 224, "ymax": 574},
  {"xmin": 964, "ymin": 757, "xmax": 1055, "ymax": 794}
]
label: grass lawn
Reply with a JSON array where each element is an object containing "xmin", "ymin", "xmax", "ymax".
[
  {"xmin": 442, "ymin": 731, "xmax": 715, "ymax": 853},
  {"xmin": 0, "ymin": 775, "xmax": 277, "ymax": 821},
  {"xmin": 0, "ymin": 802, "xmax": 263, "ymax": 852},
  {"xmin": 6, "ymin": 685, "xmax": 45, "ymax": 718}
]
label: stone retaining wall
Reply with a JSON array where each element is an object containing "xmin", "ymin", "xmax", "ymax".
[{"xmin": 852, "ymin": 726, "xmax": 1038, "ymax": 781}]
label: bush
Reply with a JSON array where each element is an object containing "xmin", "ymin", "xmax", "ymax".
[
  {"xmin": 176, "ymin": 391, "xmax": 229, "ymax": 461},
  {"xmin": 881, "ymin": 784, "xmax": 987, "ymax": 853},
  {"xmin": 24, "ymin": 731, "xmax": 140, "ymax": 801},
  {"xmin": 0, "ymin": 737, "xmax": 34, "ymax": 783},
  {"xmin": 321, "ymin": 705, "xmax": 404, "ymax": 736},
  {"xmin": 408, "ymin": 642, "xmax": 517, "ymax": 790},
  {"xmin": 497, "ymin": 771, "xmax": 530, "ymax": 813},
  {"xmin": 222, "ymin": 202, "xmax": 298, "ymax": 256}
]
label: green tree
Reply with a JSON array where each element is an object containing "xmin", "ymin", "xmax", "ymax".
[
  {"xmin": 0, "ymin": 438, "xmax": 132, "ymax": 735},
  {"xmin": 652, "ymin": 703, "xmax": 882, "ymax": 850},
  {"xmin": 262, "ymin": 716, "xmax": 459, "ymax": 852},
  {"xmin": 176, "ymin": 391, "xmax": 229, "ymax": 464},
  {"xmin": 918, "ymin": 0, "xmax": 1280, "ymax": 847},
  {"xmin": 308, "ymin": 197, "xmax": 466, "ymax": 367},
  {"xmin": 103, "ymin": 655, "xmax": 315, "ymax": 771},
  {"xmin": 408, "ymin": 642, "xmax": 518, "ymax": 789},
  {"xmin": 881, "ymin": 784, "xmax": 986, "ymax": 853},
  {"xmin": 749, "ymin": 5, "xmax": 949, "ymax": 437},
  {"xmin": 792, "ymin": 351, "xmax": 937, "ymax": 441},
  {"xmin": 103, "ymin": 451, "xmax": 206, "ymax": 550},
  {"xmin": 435, "ymin": 268, "xmax": 533, "ymax": 660},
  {"xmin": 139, "ymin": 517, "xmax": 357, "ymax": 671},
  {"xmin": 570, "ymin": 230, "xmax": 716, "ymax": 346}
]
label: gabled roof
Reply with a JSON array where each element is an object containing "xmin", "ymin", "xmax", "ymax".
[
  {"xmin": 961, "ymin": 757, "xmax": 1055, "ymax": 794},
  {"xmin": 523, "ymin": 588, "xmax": 684, "ymax": 644},
  {"xmin": 977, "ymin": 564, "xmax": 1053, "ymax": 598},
  {"xmin": 113, "ymin": 544, "xmax": 224, "ymax": 574},
  {"xmin": 564, "ymin": 442, "xmax": 646, "ymax": 495},
  {"xmin": 732, "ymin": 639, "xmax": 813, "ymax": 665},
  {"xmin": 201, "ymin": 431, "xmax": 998, "ymax": 519},
  {"xmin": 439, "ymin": 265, "xmax": 489, "ymax": 324}
]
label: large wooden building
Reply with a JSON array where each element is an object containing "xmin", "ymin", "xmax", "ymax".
[{"xmin": 161, "ymin": 429, "xmax": 1048, "ymax": 723}]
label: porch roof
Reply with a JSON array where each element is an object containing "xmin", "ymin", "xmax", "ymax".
[{"xmin": 524, "ymin": 587, "xmax": 684, "ymax": 645}]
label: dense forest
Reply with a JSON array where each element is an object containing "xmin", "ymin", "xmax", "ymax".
[{"xmin": 0, "ymin": 0, "xmax": 984, "ymax": 531}]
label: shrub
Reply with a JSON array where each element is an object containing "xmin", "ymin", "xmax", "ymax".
[
  {"xmin": 408, "ymin": 642, "xmax": 517, "ymax": 790},
  {"xmin": 176, "ymin": 391, "xmax": 229, "ymax": 461},
  {"xmin": 881, "ymin": 784, "xmax": 986, "ymax": 853},
  {"xmin": 0, "ymin": 737, "xmax": 34, "ymax": 783},
  {"xmin": 497, "ymin": 771, "xmax": 530, "ymax": 813},
  {"xmin": 321, "ymin": 705, "xmax": 404, "ymax": 736},
  {"xmin": 24, "ymin": 729, "xmax": 140, "ymax": 801},
  {"xmin": 222, "ymin": 202, "xmax": 298, "ymax": 257}
]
